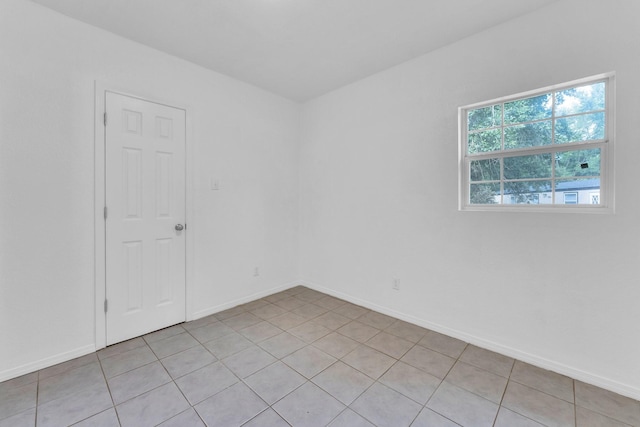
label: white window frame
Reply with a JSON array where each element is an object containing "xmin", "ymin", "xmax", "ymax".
[{"xmin": 458, "ymin": 73, "xmax": 615, "ymax": 213}]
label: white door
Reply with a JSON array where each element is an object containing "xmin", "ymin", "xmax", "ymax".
[{"xmin": 105, "ymin": 91, "xmax": 186, "ymax": 345}]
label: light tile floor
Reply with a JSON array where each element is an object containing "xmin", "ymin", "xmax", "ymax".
[{"xmin": 1, "ymin": 286, "xmax": 639, "ymax": 426}]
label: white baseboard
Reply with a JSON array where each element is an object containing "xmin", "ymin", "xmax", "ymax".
[
  {"xmin": 0, "ymin": 282, "xmax": 300, "ymax": 383},
  {"xmin": 300, "ymin": 280, "xmax": 640, "ymax": 401},
  {"xmin": 191, "ymin": 281, "xmax": 300, "ymax": 320},
  {"xmin": 5, "ymin": 280, "xmax": 637, "ymax": 402},
  {"xmin": 0, "ymin": 344, "xmax": 96, "ymax": 383}
]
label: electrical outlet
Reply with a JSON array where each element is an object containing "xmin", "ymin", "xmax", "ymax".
[
  {"xmin": 392, "ymin": 279, "xmax": 400, "ymax": 290},
  {"xmin": 253, "ymin": 267, "xmax": 260, "ymax": 277}
]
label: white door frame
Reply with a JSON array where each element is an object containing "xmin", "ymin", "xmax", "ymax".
[{"xmin": 94, "ymin": 81, "xmax": 196, "ymax": 350}]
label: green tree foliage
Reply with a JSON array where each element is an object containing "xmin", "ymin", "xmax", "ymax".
[
  {"xmin": 504, "ymin": 94, "xmax": 551, "ymax": 124},
  {"xmin": 470, "ymin": 183, "xmax": 499, "ymax": 204},
  {"xmin": 468, "ymin": 104, "xmax": 502, "ymax": 131}
]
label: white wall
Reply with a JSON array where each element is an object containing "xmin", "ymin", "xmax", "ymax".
[
  {"xmin": 0, "ymin": 0, "xmax": 299, "ymax": 379},
  {"xmin": 299, "ymin": 0, "xmax": 640, "ymax": 399}
]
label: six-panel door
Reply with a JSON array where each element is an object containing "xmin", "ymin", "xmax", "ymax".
[{"xmin": 105, "ymin": 92, "xmax": 186, "ymax": 345}]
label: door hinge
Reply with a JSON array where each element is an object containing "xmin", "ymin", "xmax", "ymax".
[
  {"xmin": 104, "ymin": 206, "xmax": 107, "ymax": 220},
  {"xmin": 104, "ymin": 299, "xmax": 108, "ymax": 313},
  {"xmin": 103, "ymin": 112, "xmax": 107, "ymax": 126}
]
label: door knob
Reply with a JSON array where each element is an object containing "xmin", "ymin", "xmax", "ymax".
[{"xmin": 175, "ymin": 224, "xmax": 184, "ymax": 231}]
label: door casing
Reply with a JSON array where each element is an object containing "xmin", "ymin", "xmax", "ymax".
[{"xmin": 94, "ymin": 82, "xmax": 195, "ymax": 350}]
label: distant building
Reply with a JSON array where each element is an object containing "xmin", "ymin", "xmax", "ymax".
[{"xmin": 499, "ymin": 178, "xmax": 600, "ymax": 205}]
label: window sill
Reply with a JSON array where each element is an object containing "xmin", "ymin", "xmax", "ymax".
[{"xmin": 459, "ymin": 204, "xmax": 614, "ymax": 214}]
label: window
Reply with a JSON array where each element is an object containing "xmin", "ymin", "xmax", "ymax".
[
  {"xmin": 563, "ymin": 192, "xmax": 578, "ymax": 204},
  {"xmin": 459, "ymin": 73, "xmax": 614, "ymax": 212}
]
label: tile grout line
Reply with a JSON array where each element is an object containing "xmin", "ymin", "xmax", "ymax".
[
  {"xmin": 281, "ymin": 302, "xmax": 443, "ymax": 424},
  {"xmin": 163, "ymin": 349, "xmax": 209, "ymax": 427},
  {"xmin": 239, "ymin": 372, "xmax": 301, "ymax": 425},
  {"xmin": 573, "ymin": 379, "xmax": 578, "ymax": 427},
  {"xmin": 96, "ymin": 349, "xmax": 122, "ymax": 427},
  {"xmin": 314, "ymin": 330, "xmax": 427, "ymax": 425},
  {"xmin": 421, "ymin": 341, "xmax": 467, "ymax": 425},
  {"xmin": 491, "ymin": 356, "xmax": 516, "ymax": 427},
  {"xmin": 34, "ymin": 370, "xmax": 40, "ymax": 427},
  {"xmin": 255, "ymin": 306, "xmax": 395, "ymax": 426}
]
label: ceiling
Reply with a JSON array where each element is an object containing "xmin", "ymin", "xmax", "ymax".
[{"xmin": 30, "ymin": 0, "xmax": 559, "ymax": 102}]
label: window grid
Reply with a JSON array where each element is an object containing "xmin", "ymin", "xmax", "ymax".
[{"xmin": 459, "ymin": 73, "xmax": 613, "ymax": 212}]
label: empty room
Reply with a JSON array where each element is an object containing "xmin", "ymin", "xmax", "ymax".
[{"xmin": 1, "ymin": 0, "xmax": 639, "ymax": 426}]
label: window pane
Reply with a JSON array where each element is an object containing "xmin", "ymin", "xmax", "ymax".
[
  {"xmin": 503, "ymin": 154, "xmax": 552, "ymax": 180},
  {"xmin": 555, "ymin": 82, "xmax": 605, "ymax": 116},
  {"xmin": 468, "ymin": 104, "xmax": 502, "ymax": 131},
  {"xmin": 469, "ymin": 183, "xmax": 500, "ymax": 204},
  {"xmin": 555, "ymin": 149, "xmax": 600, "ymax": 178},
  {"xmin": 554, "ymin": 112, "xmax": 605, "ymax": 143},
  {"xmin": 504, "ymin": 94, "xmax": 552, "ymax": 124},
  {"xmin": 504, "ymin": 180, "xmax": 551, "ymax": 204},
  {"xmin": 554, "ymin": 178, "xmax": 600, "ymax": 204},
  {"xmin": 468, "ymin": 128, "xmax": 501, "ymax": 154},
  {"xmin": 504, "ymin": 120, "xmax": 552, "ymax": 149},
  {"xmin": 470, "ymin": 158, "xmax": 500, "ymax": 182}
]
